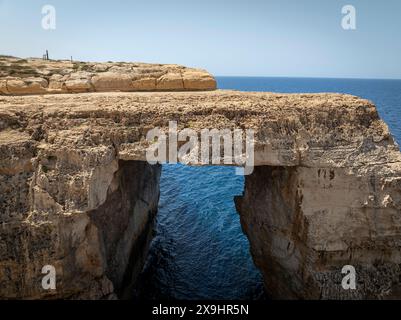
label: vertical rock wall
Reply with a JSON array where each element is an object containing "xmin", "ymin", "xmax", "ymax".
[
  {"xmin": 0, "ymin": 158, "xmax": 161, "ymax": 299},
  {"xmin": 236, "ymin": 165, "xmax": 401, "ymax": 299}
]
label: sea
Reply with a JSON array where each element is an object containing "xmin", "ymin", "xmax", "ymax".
[{"xmin": 133, "ymin": 77, "xmax": 401, "ymax": 300}]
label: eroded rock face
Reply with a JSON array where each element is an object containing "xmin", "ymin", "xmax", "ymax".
[
  {"xmin": 0, "ymin": 89, "xmax": 400, "ymax": 299},
  {"xmin": 0, "ymin": 56, "xmax": 216, "ymax": 95},
  {"xmin": 0, "ymin": 148, "xmax": 161, "ymax": 299},
  {"xmin": 236, "ymin": 165, "xmax": 401, "ymax": 299}
]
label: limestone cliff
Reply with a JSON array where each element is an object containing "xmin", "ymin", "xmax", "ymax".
[
  {"xmin": 0, "ymin": 66, "xmax": 401, "ymax": 299},
  {"xmin": 1, "ymin": 155, "xmax": 160, "ymax": 299},
  {"xmin": 0, "ymin": 56, "xmax": 216, "ymax": 95}
]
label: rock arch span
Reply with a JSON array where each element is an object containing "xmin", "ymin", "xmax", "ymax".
[{"xmin": 1, "ymin": 90, "xmax": 401, "ymax": 299}]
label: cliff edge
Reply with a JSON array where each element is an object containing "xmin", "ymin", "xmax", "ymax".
[{"xmin": 0, "ymin": 56, "xmax": 216, "ymax": 95}]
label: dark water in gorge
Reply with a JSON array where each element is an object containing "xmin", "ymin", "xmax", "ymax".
[{"xmin": 133, "ymin": 77, "xmax": 401, "ymax": 300}]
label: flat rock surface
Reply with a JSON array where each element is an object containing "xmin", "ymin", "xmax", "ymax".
[{"xmin": 0, "ymin": 90, "xmax": 400, "ymax": 170}]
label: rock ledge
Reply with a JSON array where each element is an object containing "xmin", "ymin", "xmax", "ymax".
[{"xmin": 0, "ymin": 56, "xmax": 216, "ymax": 95}]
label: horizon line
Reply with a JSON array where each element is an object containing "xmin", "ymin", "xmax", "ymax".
[
  {"xmin": 215, "ymin": 75, "xmax": 401, "ymax": 81},
  {"xmin": 2, "ymin": 54, "xmax": 400, "ymax": 81}
]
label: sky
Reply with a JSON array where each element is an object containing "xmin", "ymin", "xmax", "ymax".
[{"xmin": 0, "ymin": 0, "xmax": 400, "ymax": 79}]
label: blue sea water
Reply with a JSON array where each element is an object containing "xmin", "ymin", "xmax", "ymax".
[{"xmin": 134, "ymin": 77, "xmax": 401, "ymax": 300}]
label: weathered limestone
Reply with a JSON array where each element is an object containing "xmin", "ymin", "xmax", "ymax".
[
  {"xmin": 236, "ymin": 165, "xmax": 401, "ymax": 299},
  {"xmin": 0, "ymin": 139, "xmax": 161, "ymax": 299},
  {"xmin": 0, "ymin": 56, "xmax": 216, "ymax": 95},
  {"xmin": 5, "ymin": 77, "xmax": 48, "ymax": 95},
  {"xmin": 0, "ymin": 87, "xmax": 400, "ymax": 299}
]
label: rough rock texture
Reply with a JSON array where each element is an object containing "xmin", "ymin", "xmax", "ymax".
[
  {"xmin": 0, "ymin": 56, "xmax": 216, "ymax": 95},
  {"xmin": 236, "ymin": 165, "xmax": 401, "ymax": 299},
  {"xmin": 0, "ymin": 153, "xmax": 160, "ymax": 299},
  {"xmin": 0, "ymin": 89, "xmax": 400, "ymax": 299}
]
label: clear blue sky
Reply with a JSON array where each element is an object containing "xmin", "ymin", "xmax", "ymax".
[{"xmin": 0, "ymin": 0, "xmax": 400, "ymax": 78}]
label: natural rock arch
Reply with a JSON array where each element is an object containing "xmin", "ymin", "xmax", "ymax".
[{"xmin": 1, "ymin": 85, "xmax": 401, "ymax": 299}]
